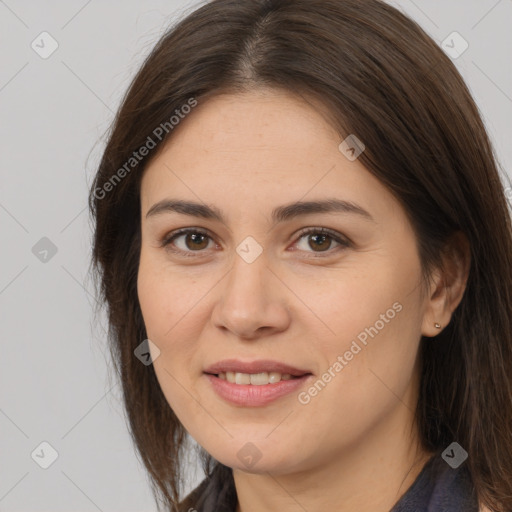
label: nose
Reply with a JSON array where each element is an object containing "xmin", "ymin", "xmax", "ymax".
[{"xmin": 211, "ymin": 252, "xmax": 291, "ymax": 340}]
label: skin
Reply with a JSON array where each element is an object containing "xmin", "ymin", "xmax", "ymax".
[{"xmin": 137, "ymin": 88, "xmax": 471, "ymax": 512}]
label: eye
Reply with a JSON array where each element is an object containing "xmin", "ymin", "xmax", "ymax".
[
  {"xmin": 161, "ymin": 228, "xmax": 216, "ymax": 257},
  {"xmin": 292, "ymin": 227, "xmax": 350, "ymax": 256}
]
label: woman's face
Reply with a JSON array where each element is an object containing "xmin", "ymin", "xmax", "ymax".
[{"xmin": 137, "ymin": 88, "xmax": 435, "ymax": 475}]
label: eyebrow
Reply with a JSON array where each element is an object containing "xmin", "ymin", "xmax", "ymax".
[{"xmin": 145, "ymin": 198, "xmax": 375, "ymax": 224}]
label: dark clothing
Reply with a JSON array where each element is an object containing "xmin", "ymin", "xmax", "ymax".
[
  {"xmin": 389, "ymin": 452, "xmax": 478, "ymax": 511},
  {"xmin": 180, "ymin": 451, "xmax": 479, "ymax": 511}
]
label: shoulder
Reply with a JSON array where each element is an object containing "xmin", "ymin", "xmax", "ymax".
[{"xmin": 391, "ymin": 452, "xmax": 480, "ymax": 512}]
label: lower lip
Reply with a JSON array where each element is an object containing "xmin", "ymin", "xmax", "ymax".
[{"xmin": 205, "ymin": 373, "xmax": 312, "ymax": 407}]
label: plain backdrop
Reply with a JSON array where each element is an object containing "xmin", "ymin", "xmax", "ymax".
[{"xmin": 1, "ymin": 0, "xmax": 511, "ymax": 510}]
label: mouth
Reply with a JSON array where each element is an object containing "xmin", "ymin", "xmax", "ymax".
[
  {"xmin": 204, "ymin": 358, "xmax": 312, "ymax": 382},
  {"xmin": 213, "ymin": 371, "xmax": 301, "ymax": 385},
  {"xmin": 203, "ymin": 359, "xmax": 313, "ymax": 406}
]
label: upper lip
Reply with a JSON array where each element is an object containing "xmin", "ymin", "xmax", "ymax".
[{"xmin": 204, "ymin": 359, "xmax": 312, "ymax": 377}]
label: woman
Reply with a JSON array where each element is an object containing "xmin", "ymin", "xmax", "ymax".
[{"xmin": 89, "ymin": 0, "xmax": 512, "ymax": 510}]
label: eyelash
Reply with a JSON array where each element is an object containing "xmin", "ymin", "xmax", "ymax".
[{"xmin": 160, "ymin": 227, "xmax": 351, "ymax": 258}]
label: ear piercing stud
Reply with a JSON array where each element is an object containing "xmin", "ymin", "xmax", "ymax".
[{"xmin": 434, "ymin": 322, "xmax": 441, "ymax": 329}]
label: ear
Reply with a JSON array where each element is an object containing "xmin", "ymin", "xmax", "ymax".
[{"xmin": 421, "ymin": 231, "xmax": 471, "ymax": 337}]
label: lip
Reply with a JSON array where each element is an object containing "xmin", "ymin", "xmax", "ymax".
[
  {"xmin": 203, "ymin": 359, "xmax": 313, "ymax": 407},
  {"xmin": 205, "ymin": 374, "xmax": 312, "ymax": 407},
  {"xmin": 203, "ymin": 359, "xmax": 311, "ymax": 377}
]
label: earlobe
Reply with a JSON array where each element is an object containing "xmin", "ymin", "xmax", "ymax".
[{"xmin": 420, "ymin": 231, "xmax": 471, "ymax": 338}]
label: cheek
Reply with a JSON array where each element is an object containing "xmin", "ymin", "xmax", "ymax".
[
  {"xmin": 136, "ymin": 248, "xmax": 219, "ymax": 376},
  {"xmin": 136, "ymin": 253, "xmax": 204, "ymax": 409},
  {"xmin": 299, "ymin": 266, "xmax": 406, "ymax": 355},
  {"xmin": 137, "ymin": 248, "xmax": 205, "ymax": 342},
  {"xmin": 295, "ymin": 261, "xmax": 423, "ymax": 414},
  {"xmin": 137, "ymin": 254, "xmax": 209, "ymax": 433}
]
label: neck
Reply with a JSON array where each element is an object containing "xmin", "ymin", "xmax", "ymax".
[{"xmin": 233, "ymin": 405, "xmax": 433, "ymax": 512}]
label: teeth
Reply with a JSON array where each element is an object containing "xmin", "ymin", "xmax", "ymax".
[
  {"xmin": 235, "ymin": 372, "xmax": 251, "ymax": 385},
  {"xmin": 219, "ymin": 371, "xmax": 295, "ymax": 385}
]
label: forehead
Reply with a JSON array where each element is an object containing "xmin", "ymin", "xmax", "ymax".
[
  {"xmin": 175, "ymin": 88, "xmax": 338, "ymax": 146},
  {"xmin": 140, "ymin": 89, "xmax": 399, "ymax": 222}
]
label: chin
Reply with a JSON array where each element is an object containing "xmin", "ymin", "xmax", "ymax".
[{"xmin": 203, "ymin": 437, "xmax": 304, "ymax": 475}]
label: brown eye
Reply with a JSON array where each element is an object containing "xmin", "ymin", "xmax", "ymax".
[
  {"xmin": 162, "ymin": 229, "xmax": 214, "ymax": 255},
  {"xmin": 294, "ymin": 227, "xmax": 350, "ymax": 255}
]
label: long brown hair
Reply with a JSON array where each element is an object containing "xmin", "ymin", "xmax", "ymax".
[{"xmin": 88, "ymin": 0, "xmax": 512, "ymax": 510}]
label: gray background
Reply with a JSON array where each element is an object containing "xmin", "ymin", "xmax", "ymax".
[{"xmin": 1, "ymin": 1, "xmax": 511, "ymax": 510}]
